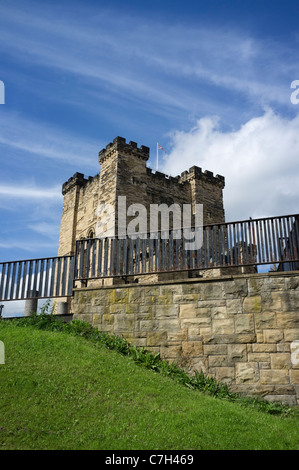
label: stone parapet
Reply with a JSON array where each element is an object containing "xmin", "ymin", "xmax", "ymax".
[
  {"xmin": 179, "ymin": 165, "xmax": 225, "ymax": 188},
  {"xmin": 62, "ymin": 172, "xmax": 91, "ymax": 195}
]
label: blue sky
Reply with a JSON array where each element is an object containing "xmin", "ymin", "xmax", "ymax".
[{"xmin": 1, "ymin": 0, "xmax": 299, "ymax": 271}]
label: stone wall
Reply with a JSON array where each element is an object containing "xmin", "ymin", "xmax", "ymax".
[{"xmin": 72, "ymin": 271, "xmax": 299, "ymax": 406}]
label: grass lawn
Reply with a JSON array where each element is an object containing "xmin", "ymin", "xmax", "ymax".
[{"xmin": 0, "ymin": 319, "xmax": 298, "ymax": 450}]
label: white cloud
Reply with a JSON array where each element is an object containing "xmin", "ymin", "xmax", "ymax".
[
  {"xmin": 161, "ymin": 109, "xmax": 299, "ymax": 221},
  {"xmin": 0, "ymin": 184, "xmax": 61, "ymax": 200}
]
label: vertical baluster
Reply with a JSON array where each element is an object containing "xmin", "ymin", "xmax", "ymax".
[
  {"xmin": 32, "ymin": 259, "xmax": 39, "ymax": 296},
  {"xmin": 39, "ymin": 259, "xmax": 45, "ymax": 298},
  {"xmin": 169, "ymin": 230, "xmax": 174, "ymax": 270},
  {"xmin": 61, "ymin": 257, "xmax": 68, "ymax": 296},
  {"xmin": 286, "ymin": 216, "xmax": 295, "ymax": 261},
  {"xmin": 15, "ymin": 261, "xmax": 22, "ymax": 299},
  {"xmin": 92, "ymin": 239, "xmax": 97, "ymax": 278},
  {"xmin": 261, "ymin": 219, "xmax": 269, "ymax": 263},
  {"xmin": 122, "ymin": 238, "xmax": 128, "ymax": 276},
  {"xmin": 55, "ymin": 257, "xmax": 62, "ymax": 296},
  {"xmin": 292, "ymin": 216, "xmax": 299, "ymax": 261},
  {"xmin": 116, "ymin": 239, "xmax": 121, "ymax": 276},
  {"xmin": 4, "ymin": 263, "xmax": 11, "ymax": 300},
  {"xmin": 104, "ymin": 238, "xmax": 109, "ymax": 276},
  {"xmin": 67, "ymin": 256, "xmax": 74, "ymax": 296},
  {"xmin": 44, "ymin": 259, "xmax": 50, "ymax": 298},
  {"xmin": 20, "ymin": 261, "xmax": 27, "ymax": 299},
  {"xmin": 269, "ymin": 218, "xmax": 277, "ymax": 262},
  {"xmin": 26, "ymin": 260, "xmax": 33, "ymax": 297},
  {"xmin": 97, "ymin": 239, "xmax": 103, "ymax": 277},
  {"xmin": 161, "ymin": 232, "xmax": 167, "ymax": 271},
  {"xmin": 9, "ymin": 262, "xmax": 17, "ymax": 300},
  {"xmin": 135, "ymin": 237, "xmax": 141, "ymax": 274},
  {"xmin": 109, "ymin": 238, "xmax": 116, "ymax": 276},
  {"xmin": 0, "ymin": 264, "xmax": 5, "ymax": 300},
  {"xmin": 254, "ymin": 220, "xmax": 261, "ymax": 264},
  {"xmin": 148, "ymin": 237, "xmax": 153, "ymax": 272},
  {"xmin": 155, "ymin": 233, "xmax": 160, "ymax": 271},
  {"xmin": 49, "ymin": 258, "xmax": 56, "ymax": 297},
  {"xmin": 85, "ymin": 239, "xmax": 91, "ymax": 279},
  {"xmin": 142, "ymin": 238, "xmax": 147, "ymax": 273}
]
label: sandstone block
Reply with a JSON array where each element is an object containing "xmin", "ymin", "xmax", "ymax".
[
  {"xmin": 146, "ymin": 331, "xmax": 168, "ymax": 347},
  {"xmin": 114, "ymin": 314, "xmax": 134, "ymax": 332},
  {"xmin": 281, "ymin": 291, "xmax": 299, "ymax": 311},
  {"xmin": 263, "ymin": 329, "xmax": 283, "ymax": 343},
  {"xmin": 228, "ymin": 344, "xmax": 247, "ymax": 363},
  {"xmin": 235, "ymin": 314, "xmax": 254, "ymax": 334},
  {"xmin": 139, "ymin": 320, "xmax": 159, "ymax": 332},
  {"xmin": 260, "ymin": 292, "xmax": 282, "ymax": 311},
  {"xmin": 155, "ymin": 305, "xmax": 179, "ymax": 318},
  {"xmin": 284, "ymin": 329, "xmax": 299, "ymax": 341},
  {"xmin": 254, "ymin": 311, "xmax": 276, "ymax": 329},
  {"xmin": 182, "ymin": 341, "xmax": 203, "ymax": 357},
  {"xmin": 179, "ymin": 304, "xmax": 198, "ymax": 318},
  {"xmin": 212, "ymin": 318, "xmax": 234, "ymax": 335},
  {"xmin": 226, "ymin": 298, "xmax": 243, "ymax": 314},
  {"xmin": 263, "ymin": 395, "xmax": 297, "ymax": 406},
  {"xmin": 208, "ymin": 355, "xmax": 227, "ymax": 367},
  {"xmin": 160, "ymin": 344, "xmax": 182, "ymax": 359},
  {"xmin": 204, "ymin": 344, "xmax": 227, "ymax": 355},
  {"xmin": 243, "ymin": 296, "xmax": 261, "ymax": 313},
  {"xmin": 236, "ymin": 363, "xmax": 259, "ymax": 384},
  {"xmin": 270, "ymin": 353, "xmax": 291, "ymax": 369},
  {"xmin": 276, "ymin": 312, "xmax": 299, "ymax": 329},
  {"xmin": 260, "ymin": 370, "xmax": 289, "ymax": 385},
  {"xmin": 248, "ymin": 353, "xmax": 270, "ymax": 363},
  {"xmin": 223, "ymin": 279, "xmax": 248, "ymax": 298},
  {"xmin": 252, "ymin": 344, "xmax": 276, "ymax": 353},
  {"xmin": 215, "ymin": 367, "xmax": 235, "ymax": 383},
  {"xmin": 173, "ymin": 294, "xmax": 197, "ymax": 303}
]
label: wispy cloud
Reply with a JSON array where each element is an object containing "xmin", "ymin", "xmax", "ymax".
[
  {"xmin": 0, "ymin": 2, "xmax": 296, "ymax": 118},
  {"xmin": 0, "ymin": 184, "xmax": 61, "ymax": 200},
  {"xmin": 0, "ymin": 112, "xmax": 100, "ymax": 169}
]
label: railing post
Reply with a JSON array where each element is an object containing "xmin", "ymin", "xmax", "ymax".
[{"xmin": 24, "ymin": 290, "xmax": 39, "ymax": 316}]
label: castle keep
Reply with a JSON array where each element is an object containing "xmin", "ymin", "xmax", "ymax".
[{"xmin": 58, "ymin": 136, "xmax": 225, "ymax": 257}]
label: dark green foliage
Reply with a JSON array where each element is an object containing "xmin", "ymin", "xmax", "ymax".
[{"xmin": 9, "ymin": 313, "xmax": 294, "ymax": 417}]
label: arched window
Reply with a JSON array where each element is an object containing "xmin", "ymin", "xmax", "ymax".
[{"xmin": 87, "ymin": 229, "xmax": 94, "ymax": 239}]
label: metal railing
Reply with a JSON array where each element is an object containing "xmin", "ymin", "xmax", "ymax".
[
  {"xmin": 0, "ymin": 255, "xmax": 74, "ymax": 301},
  {"xmin": 1, "ymin": 214, "xmax": 298, "ymax": 301},
  {"xmin": 73, "ymin": 214, "xmax": 299, "ymax": 282}
]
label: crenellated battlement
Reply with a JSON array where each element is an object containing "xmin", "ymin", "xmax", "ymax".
[
  {"xmin": 99, "ymin": 136, "xmax": 150, "ymax": 164},
  {"xmin": 179, "ymin": 165, "xmax": 225, "ymax": 187},
  {"xmin": 62, "ymin": 172, "xmax": 98, "ymax": 195},
  {"xmin": 146, "ymin": 167, "xmax": 180, "ymax": 184},
  {"xmin": 62, "ymin": 172, "xmax": 88, "ymax": 195},
  {"xmin": 146, "ymin": 165, "xmax": 225, "ymax": 188}
]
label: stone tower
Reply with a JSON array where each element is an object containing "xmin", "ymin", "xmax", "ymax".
[{"xmin": 58, "ymin": 136, "xmax": 225, "ymax": 257}]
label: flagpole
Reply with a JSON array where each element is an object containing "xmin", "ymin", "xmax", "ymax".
[{"xmin": 156, "ymin": 142, "xmax": 159, "ymax": 171}]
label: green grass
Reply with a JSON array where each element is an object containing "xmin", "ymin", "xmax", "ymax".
[{"xmin": 0, "ymin": 317, "xmax": 298, "ymax": 450}]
